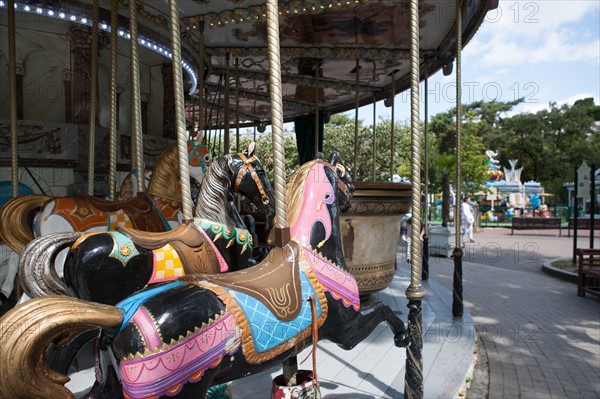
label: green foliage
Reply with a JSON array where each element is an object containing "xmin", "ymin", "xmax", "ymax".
[
  {"xmin": 323, "ymin": 114, "xmax": 412, "ymax": 182},
  {"xmin": 428, "ymin": 97, "xmax": 600, "ymax": 204},
  {"xmin": 222, "ymin": 97, "xmax": 598, "ymax": 207}
]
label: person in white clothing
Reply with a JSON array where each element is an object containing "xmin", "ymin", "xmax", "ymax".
[{"xmin": 461, "ymin": 196, "xmax": 475, "ymax": 243}]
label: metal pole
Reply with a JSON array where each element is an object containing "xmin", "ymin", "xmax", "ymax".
[
  {"xmin": 315, "ymin": 62, "xmax": 320, "ymax": 156},
  {"xmin": 452, "ymin": 0, "xmax": 464, "ymax": 318},
  {"xmin": 266, "ymin": 0, "xmax": 294, "ymax": 383},
  {"xmin": 590, "ymin": 164, "xmax": 596, "ymax": 249},
  {"xmin": 422, "ymin": 67, "xmax": 430, "ymax": 281},
  {"xmin": 573, "ymin": 167, "xmax": 578, "ymax": 264},
  {"xmin": 404, "ymin": 1, "xmax": 425, "ymax": 398},
  {"xmin": 224, "ymin": 53, "xmax": 231, "ymax": 153},
  {"xmin": 129, "ymin": 0, "xmax": 145, "ymax": 194},
  {"xmin": 108, "ymin": 0, "xmax": 119, "ymax": 200},
  {"xmin": 198, "ymin": 23, "xmax": 205, "ymax": 142},
  {"xmin": 8, "ymin": 0, "xmax": 18, "ymax": 197},
  {"xmin": 235, "ymin": 57, "xmax": 240, "ymax": 152},
  {"xmin": 390, "ymin": 73, "xmax": 395, "ymax": 179},
  {"xmin": 168, "ymin": 0, "xmax": 193, "ymax": 220},
  {"xmin": 372, "ymin": 92, "xmax": 376, "ymax": 181},
  {"xmin": 87, "ymin": 0, "xmax": 100, "ymax": 196},
  {"xmin": 265, "ymin": 0, "xmax": 288, "ymax": 229},
  {"xmin": 353, "ymin": 59, "xmax": 360, "ymax": 181}
]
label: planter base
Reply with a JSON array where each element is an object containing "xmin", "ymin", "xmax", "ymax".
[{"xmin": 429, "ymin": 225, "xmax": 463, "ymax": 258}]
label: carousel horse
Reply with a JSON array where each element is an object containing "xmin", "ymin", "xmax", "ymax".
[
  {"xmin": 0, "ymin": 140, "xmax": 209, "ymax": 312},
  {"xmin": 0, "ymin": 139, "xmax": 210, "ymax": 253},
  {"xmin": 19, "ymin": 144, "xmax": 275, "ymax": 306},
  {"xmin": 0, "ymin": 154, "xmax": 409, "ymax": 399}
]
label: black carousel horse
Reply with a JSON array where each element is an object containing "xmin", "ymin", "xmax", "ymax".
[
  {"xmin": 0, "ymin": 154, "xmax": 409, "ymax": 399},
  {"xmin": 19, "ymin": 144, "xmax": 275, "ymax": 306}
]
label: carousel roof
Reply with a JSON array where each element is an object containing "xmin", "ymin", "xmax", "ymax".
[{"xmin": 4, "ymin": 0, "xmax": 495, "ymax": 128}]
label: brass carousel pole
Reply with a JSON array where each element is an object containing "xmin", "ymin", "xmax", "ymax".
[
  {"xmin": 129, "ymin": 0, "xmax": 145, "ymax": 194},
  {"xmin": 390, "ymin": 72, "xmax": 396, "ymax": 180},
  {"xmin": 353, "ymin": 59, "xmax": 360, "ymax": 181},
  {"xmin": 87, "ymin": 0, "xmax": 100, "ymax": 196},
  {"xmin": 108, "ymin": 0, "xmax": 119, "ymax": 200},
  {"xmin": 168, "ymin": 0, "xmax": 193, "ymax": 221},
  {"xmin": 315, "ymin": 62, "xmax": 320, "ymax": 156},
  {"xmin": 372, "ymin": 92, "xmax": 376, "ymax": 181},
  {"xmin": 224, "ymin": 53, "xmax": 231, "ymax": 153},
  {"xmin": 198, "ymin": 22, "xmax": 205, "ymax": 142},
  {"xmin": 265, "ymin": 0, "xmax": 294, "ymax": 383},
  {"xmin": 7, "ymin": 0, "xmax": 18, "ymax": 197},
  {"xmin": 235, "ymin": 57, "xmax": 241, "ymax": 211},
  {"xmin": 422, "ymin": 66, "xmax": 430, "ymax": 281},
  {"xmin": 404, "ymin": 0, "xmax": 425, "ymax": 397},
  {"xmin": 235, "ymin": 57, "xmax": 240, "ymax": 153},
  {"xmin": 452, "ymin": 0, "xmax": 464, "ymax": 318}
]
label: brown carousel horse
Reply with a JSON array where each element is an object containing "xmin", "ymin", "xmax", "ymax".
[{"xmin": 0, "ymin": 154, "xmax": 409, "ymax": 399}]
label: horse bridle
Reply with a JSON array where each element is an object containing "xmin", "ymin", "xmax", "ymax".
[
  {"xmin": 233, "ymin": 153, "xmax": 270, "ymax": 205},
  {"xmin": 334, "ymin": 164, "xmax": 352, "ymax": 200}
]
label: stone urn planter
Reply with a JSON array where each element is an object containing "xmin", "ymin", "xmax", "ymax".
[{"xmin": 341, "ymin": 182, "xmax": 411, "ymax": 297}]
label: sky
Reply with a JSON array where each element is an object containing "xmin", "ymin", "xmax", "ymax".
[{"xmin": 354, "ymin": 0, "xmax": 600, "ymax": 124}]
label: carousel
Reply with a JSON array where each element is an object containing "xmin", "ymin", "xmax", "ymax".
[{"xmin": 0, "ymin": 1, "xmax": 494, "ymax": 398}]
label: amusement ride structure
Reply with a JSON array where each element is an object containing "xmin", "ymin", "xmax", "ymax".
[{"xmin": 0, "ymin": 1, "xmax": 496, "ymax": 398}]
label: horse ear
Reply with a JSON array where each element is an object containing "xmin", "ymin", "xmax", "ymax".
[
  {"xmin": 329, "ymin": 151, "xmax": 341, "ymax": 166},
  {"xmin": 315, "ymin": 152, "xmax": 324, "ymax": 160},
  {"xmin": 247, "ymin": 142, "xmax": 256, "ymax": 156},
  {"xmin": 194, "ymin": 132, "xmax": 204, "ymax": 144}
]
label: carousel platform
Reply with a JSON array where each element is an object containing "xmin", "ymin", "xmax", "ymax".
[
  {"xmin": 230, "ymin": 261, "xmax": 476, "ymax": 399},
  {"xmin": 66, "ymin": 256, "xmax": 475, "ymax": 399}
]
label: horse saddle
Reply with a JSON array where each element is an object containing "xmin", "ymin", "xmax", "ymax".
[
  {"xmin": 81, "ymin": 193, "xmax": 166, "ymax": 232},
  {"xmin": 119, "ymin": 222, "xmax": 220, "ymax": 275},
  {"xmin": 182, "ymin": 241, "xmax": 302, "ymax": 322}
]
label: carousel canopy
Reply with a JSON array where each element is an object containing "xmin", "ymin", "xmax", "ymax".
[{"xmin": 1, "ymin": 0, "xmax": 493, "ymax": 129}]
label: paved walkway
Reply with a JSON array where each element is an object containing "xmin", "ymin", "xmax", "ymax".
[{"xmin": 426, "ymin": 228, "xmax": 600, "ymax": 399}]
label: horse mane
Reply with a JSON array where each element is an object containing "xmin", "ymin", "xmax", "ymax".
[
  {"xmin": 195, "ymin": 154, "xmax": 234, "ymax": 225},
  {"xmin": 147, "ymin": 143, "xmax": 180, "ymax": 201},
  {"xmin": 286, "ymin": 159, "xmax": 332, "ymax": 227}
]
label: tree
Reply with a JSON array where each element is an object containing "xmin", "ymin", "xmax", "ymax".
[{"xmin": 323, "ymin": 114, "xmax": 412, "ymax": 182}]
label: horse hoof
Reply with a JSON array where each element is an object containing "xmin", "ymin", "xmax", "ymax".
[{"xmin": 395, "ymin": 332, "xmax": 410, "ymax": 348}]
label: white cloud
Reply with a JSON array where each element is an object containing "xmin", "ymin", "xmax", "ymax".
[
  {"xmin": 482, "ymin": 1, "xmax": 599, "ymax": 37},
  {"xmin": 513, "ymin": 92, "xmax": 598, "ymax": 114},
  {"xmin": 464, "ymin": 1, "xmax": 600, "ymax": 67}
]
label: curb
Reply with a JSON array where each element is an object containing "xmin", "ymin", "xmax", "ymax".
[{"xmin": 541, "ymin": 258, "xmax": 578, "ymax": 284}]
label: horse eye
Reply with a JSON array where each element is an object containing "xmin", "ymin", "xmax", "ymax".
[
  {"xmin": 325, "ymin": 194, "xmax": 331, "ymax": 200},
  {"xmin": 203, "ymin": 154, "xmax": 210, "ymax": 161}
]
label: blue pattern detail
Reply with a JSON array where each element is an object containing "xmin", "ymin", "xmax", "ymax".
[
  {"xmin": 109, "ymin": 231, "xmax": 139, "ymax": 265},
  {"xmin": 227, "ymin": 272, "xmax": 321, "ymax": 353},
  {"xmin": 109, "ymin": 281, "xmax": 184, "ymax": 334}
]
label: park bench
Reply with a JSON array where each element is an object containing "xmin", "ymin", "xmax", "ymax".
[
  {"xmin": 510, "ymin": 217, "xmax": 562, "ymax": 237},
  {"xmin": 576, "ymin": 248, "xmax": 600, "ymax": 298},
  {"xmin": 567, "ymin": 218, "xmax": 596, "ymax": 237}
]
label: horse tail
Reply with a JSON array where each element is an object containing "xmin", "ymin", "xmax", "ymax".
[
  {"xmin": 19, "ymin": 232, "xmax": 84, "ymax": 298},
  {"xmin": 0, "ymin": 194, "xmax": 49, "ymax": 253},
  {"xmin": 0, "ymin": 296, "xmax": 122, "ymax": 399}
]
